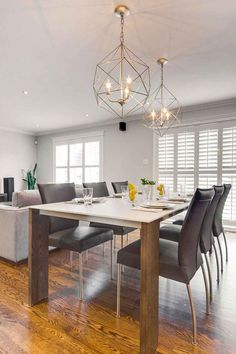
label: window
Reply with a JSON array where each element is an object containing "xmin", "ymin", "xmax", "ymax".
[
  {"xmin": 54, "ymin": 132, "xmax": 103, "ymax": 184},
  {"xmin": 154, "ymin": 122, "xmax": 236, "ymax": 225}
]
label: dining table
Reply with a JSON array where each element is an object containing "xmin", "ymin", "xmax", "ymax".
[{"xmin": 28, "ymin": 197, "xmax": 189, "ymax": 354}]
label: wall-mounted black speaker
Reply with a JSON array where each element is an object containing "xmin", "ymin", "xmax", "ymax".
[
  {"xmin": 119, "ymin": 121, "xmax": 126, "ymax": 131},
  {"xmin": 4, "ymin": 177, "xmax": 14, "ymax": 202}
]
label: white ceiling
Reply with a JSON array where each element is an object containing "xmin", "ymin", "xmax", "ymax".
[{"xmin": 0, "ymin": 0, "xmax": 236, "ymax": 134}]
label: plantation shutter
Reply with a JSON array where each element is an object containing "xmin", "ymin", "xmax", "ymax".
[
  {"xmin": 222, "ymin": 126, "xmax": 236, "ymax": 221},
  {"xmin": 157, "ymin": 134, "xmax": 174, "ymax": 191},
  {"xmin": 177, "ymin": 132, "xmax": 195, "ymax": 194},
  {"xmin": 198, "ymin": 129, "xmax": 218, "ymax": 187}
]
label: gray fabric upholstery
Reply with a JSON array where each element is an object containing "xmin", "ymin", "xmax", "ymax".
[
  {"xmin": 159, "ymin": 224, "xmax": 182, "ymax": 242},
  {"xmin": 90, "ymin": 221, "xmax": 135, "ymax": 236},
  {"xmin": 117, "ymin": 238, "xmax": 202, "ymax": 283},
  {"xmin": 38, "ymin": 183, "xmax": 78, "ymax": 233},
  {"xmin": 84, "ymin": 181, "xmax": 136, "ymax": 235},
  {"xmin": 117, "ymin": 188, "xmax": 214, "ymax": 284},
  {"xmin": 173, "ymin": 216, "xmax": 184, "ymax": 226},
  {"xmin": 83, "ymin": 182, "xmax": 109, "ymax": 198},
  {"xmin": 49, "ymin": 226, "xmax": 113, "ymax": 253},
  {"xmin": 199, "ymin": 186, "xmax": 224, "ymax": 252},
  {"xmin": 12, "ymin": 190, "xmax": 42, "ymax": 208},
  {"xmin": 172, "ymin": 186, "xmax": 224, "ymax": 253},
  {"xmin": 111, "ymin": 181, "xmax": 128, "ymax": 194},
  {"xmin": 38, "ymin": 182, "xmax": 114, "ymax": 255},
  {"xmin": 212, "ymin": 184, "xmax": 232, "ymax": 237}
]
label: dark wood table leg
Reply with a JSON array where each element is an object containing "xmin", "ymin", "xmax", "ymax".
[
  {"xmin": 140, "ymin": 220, "xmax": 160, "ymax": 354},
  {"xmin": 28, "ymin": 208, "xmax": 49, "ymax": 306}
]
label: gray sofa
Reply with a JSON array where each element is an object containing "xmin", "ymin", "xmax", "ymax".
[
  {"xmin": 0, "ymin": 190, "xmax": 42, "ymax": 263},
  {"xmin": 0, "ymin": 188, "xmax": 83, "ymax": 263}
]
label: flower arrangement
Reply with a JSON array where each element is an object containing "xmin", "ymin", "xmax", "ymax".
[{"xmin": 140, "ymin": 178, "xmax": 156, "ymax": 186}]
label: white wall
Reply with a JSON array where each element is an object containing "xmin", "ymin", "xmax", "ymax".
[
  {"xmin": 0, "ymin": 129, "xmax": 37, "ymax": 192},
  {"xmin": 36, "ymin": 119, "xmax": 154, "ymax": 192},
  {"xmin": 36, "ymin": 99, "xmax": 236, "ymax": 192}
]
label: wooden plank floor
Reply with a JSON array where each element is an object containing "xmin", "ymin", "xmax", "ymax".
[{"xmin": 0, "ymin": 231, "xmax": 236, "ymax": 353}]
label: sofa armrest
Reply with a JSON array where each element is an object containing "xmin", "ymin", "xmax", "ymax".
[{"xmin": 0, "ymin": 207, "xmax": 29, "ymax": 262}]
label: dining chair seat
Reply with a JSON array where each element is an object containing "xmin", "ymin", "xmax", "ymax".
[
  {"xmin": 159, "ymin": 224, "xmax": 182, "ymax": 242},
  {"xmin": 173, "ymin": 216, "xmax": 185, "ymax": 226},
  {"xmin": 90, "ymin": 222, "xmax": 135, "ymax": 236},
  {"xmin": 49, "ymin": 226, "xmax": 113, "ymax": 253},
  {"xmin": 117, "ymin": 238, "xmax": 203, "ymax": 284}
]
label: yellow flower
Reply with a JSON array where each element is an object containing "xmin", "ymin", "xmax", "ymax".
[
  {"xmin": 157, "ymin": 183, "xmax": 165, "ymax": 196},
  {"xmin": 129, "ymin": 189, "xmax": 137, "ymax": 202},
  {"xmin": 128, "ymin": 183, "xmax": 136, "ymax": 192}
]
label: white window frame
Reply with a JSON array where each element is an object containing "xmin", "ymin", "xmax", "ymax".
[
  {"xmin": 153, "ymin": 119, "xmax": 236, "ymax": 226},
  {"xmin": 53, "ymin": 131, "xmax": 104, "ymax": 184}
]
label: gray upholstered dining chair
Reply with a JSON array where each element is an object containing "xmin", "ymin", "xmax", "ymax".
[
  {"xmin": 83, "ymin": 182, "xmax": 136, "ymax": 249},
  {"xmin": 111, "ymin": 181, "xmax": 128, "ymax": 194},
  {"xmin": 212, "ymin": 184, "xmax": 232, "ymax": 272},
  {"xmin": 168, "ymin": 186, "xmax": 224, "ymax": 299},
  {"xmin": 116, "ymin": 188, "xmax": 214, "ymax": 345},
  {"xmin": 37, "ymin": 183, "xmax": 113, "ymax": 301}
]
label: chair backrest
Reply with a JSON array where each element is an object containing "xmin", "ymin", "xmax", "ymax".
[
  {"xmin": 199, "ymin": 185, "xmax": 224, "ymax": 253},
  {"xmin": 111, "ymin": 181, "xmax": 128, "ymax": 194},
  {"xmin": 178, "ymin": 188, "xmax": 214, "ymax": 270},
  {"xmin": 83, "ymin": 182, "xmax": 109, "ymax": 198},
  {"xmin": 37, "ymin": 183, "xmax": 78, "ymax": 233},
  {"xmin": 212, "ymin": 184, "xmax": 232, "ymax": 236}
]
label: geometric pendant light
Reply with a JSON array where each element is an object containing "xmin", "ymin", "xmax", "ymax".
[
  {"xmin": 93, "ymin": 5, "xmax": 151, "ymax": 119},
  {"xmin": 143, "ymin": 58, "xmax": 182, "ymax": 136}
]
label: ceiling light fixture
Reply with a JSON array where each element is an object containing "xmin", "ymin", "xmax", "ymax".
[
  {"xmin": 143, "ymin": 58, "xmax": 182, "ymax": 137},
  {"xmin": 93, "ymin": 4, "xmax": 150, "ymax": 119},
  {"xmin": 22, "ymin": 90, "xmax": 29, "ymax": 95}
]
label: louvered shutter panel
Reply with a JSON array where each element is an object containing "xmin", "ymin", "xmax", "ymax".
[
  {"xmin": 158, "ymin": 134, "xmax": 174, "ymax": 191},
  {"xmin": 198, "ymin": 129, "xmax": 218, "ymax": 187},
  {"xmin": 222, "ymin": 127, "xmax": 236, "ymax": 221},
  {"xmin": 177, "ymin": 132, "xmax": 195, "ymax": 194}
]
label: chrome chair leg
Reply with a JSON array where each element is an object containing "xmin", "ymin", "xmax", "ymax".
[
  {"xmin": 120, "ymin": 237, "xmax": 125, "ymax": 272},
  {"xmin": 79, "ymin": 253, "xmax": 83, "ymax": 301},
  {"xmin": 114, "ymin": 235, "xmax": 116, "ymax": 250},
  {"xmin": 217, "ymin": 237, "xmax": 224, "ymax": 273},
  {"xmin": 201, "ymin": 264, "xmax": 210, "ymax": 315},
  {"xmin": 116, "ymin": 264, "xmax": 121, "ymax": 317},
  {"xmin": 222, "ymin": 230, "xmax": 228, "ymax": 262},
  {"xmin": 110, "ymin": 239, "xmax": 113, "ymax": 280},
  {"xmin": 85, "ymin": 250, "xmax": 89, "ymax": 262},
  {"xmin": 102, "ymin": 243, "xmax": 105, "ymax": 256},
  {"xmin": 186, "ymin": 284, "xmax": 197, "ymax": 345},
  {"xmin": 70, "ymin": 251, "xmax": 73, "ymax": 270},
  {"xmin": 213, "ymin": 243, "xmax": 220, "ymax": 283},
  {"xmin": 204, "ymin": 254, "xmax": 213, "ymax": 302}
]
